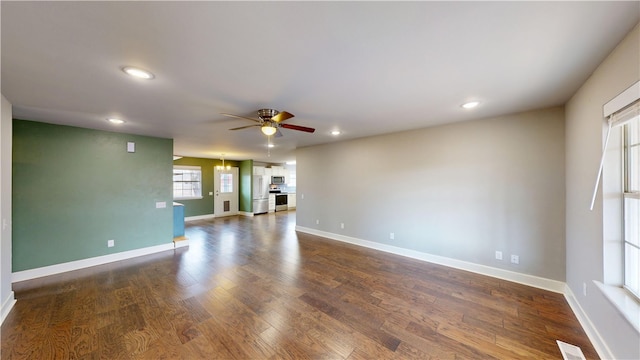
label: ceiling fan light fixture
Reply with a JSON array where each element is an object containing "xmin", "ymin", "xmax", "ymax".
[{"xmin": 261, "ymin": 124, "xmax": 277, "ymax": 136}]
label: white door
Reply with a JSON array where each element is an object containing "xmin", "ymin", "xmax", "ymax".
[{"xmin": 214, "ymin": 167, "xmax": 239, "ymax": 217}]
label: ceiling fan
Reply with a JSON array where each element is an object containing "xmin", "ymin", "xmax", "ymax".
[{"xmin": 221, "ymin": 109, "xmax": 315, "ymax": 137}]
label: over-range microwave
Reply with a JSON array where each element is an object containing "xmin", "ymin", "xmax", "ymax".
[{"xmin": 271, "ymin": 176, "xmax": 285, "ymax": 185}]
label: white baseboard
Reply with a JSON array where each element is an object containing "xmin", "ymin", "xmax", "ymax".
[
  {"xmin": 12, "ymin": 243, "xmax": 175, "ymax": 283},
  {"xmin": 295, "ymin": 226, "xmax": 566, "ymax": 293},
  {"xmin": 239, "ymin": 211, "xmax": 254, "ymax": 217},
  {"xmin": 174, "ymin": 239, "xmax": 189, "ymax": 248},
  {"xmin": 564, "ymin": 285, "xmax": 613, "ymax": 360},
  {"xmin": 1, "ymin": 291, "xmax": 16, "ymax": 325},
  {"xmin": 185, "ymin": 214, "xmax": 215, "ymax": 222},
  {"xmin": 295, "ymin": 227, "xmax": 616, "ymax": 357}
]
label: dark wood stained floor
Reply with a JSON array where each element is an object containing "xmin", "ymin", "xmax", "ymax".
[{"xmin": 2, "ymin": 211, "xmax": 598, "ymax": 359}]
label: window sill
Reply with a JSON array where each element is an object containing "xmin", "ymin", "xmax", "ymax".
[
  {"xmin": 594, "ymin": 281, "xmax": 640, "ymax": 334},
  {"xmin": 174, "ymin": 196, "xmax": 203, "ymax": 201}
]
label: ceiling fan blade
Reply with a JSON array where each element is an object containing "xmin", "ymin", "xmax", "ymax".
[
  {"xmin": 281, "ymin": 123, "xmax": 315, "ymax": 133},
  {"xmin": 220, "ymin": 113, "xmax": 261, "ymax": 123},
  {"xmin": 271, "ymin": 111, "xmax": 294, "ymax": 123},
  {"xmin": 275, "ymin": 128, "xmax": 283, "ymax": 138},
  {"xmin": 229, "ymin": 124, "xmax": 260, "ymax": 130}
]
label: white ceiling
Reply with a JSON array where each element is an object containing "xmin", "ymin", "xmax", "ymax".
[{"xmin": 2, "ymin": 2, "xmax": 638, "ymax": 163}]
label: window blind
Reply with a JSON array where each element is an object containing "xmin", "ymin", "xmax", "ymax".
[{"xmin": 590, "ymin": 82, "xmax": 640, "ymax": 210}]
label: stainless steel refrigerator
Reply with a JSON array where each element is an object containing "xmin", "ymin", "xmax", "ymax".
[{"xmin": 253, "ymin": 175, "xmax": 269, "ymax": 214}]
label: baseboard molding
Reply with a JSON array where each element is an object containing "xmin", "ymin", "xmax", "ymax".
[
  {"xmin": 295, "ymin": 226, "xmax": 616, "ymax": 357},
  {"xmin": 185, "ymin": 214, "xmax": 215, "ymax": 222},
  {"xmin": 239, "ymin": 211, "xmax": 254, "ymax": 217},
  {"xmin": 295, "ymin": 226, "xmax": 566, "ymax": 293},
  {"xmin": 12, "ymin": 243, "xmax": 175, "ymax": 283},
  {"xmin": 564, "ymin": 285, "xmax": 613, "ymax": 360},
  {"xmin": 0, "ymin": 291, "xmax": 16, "ymax": 325}
]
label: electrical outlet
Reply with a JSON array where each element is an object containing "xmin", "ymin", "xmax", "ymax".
[
  {"xmin": 301, "ymin": 194, "xmax": 304, "ymax": 200},
  {"xmin": 390, "ymin": 232, "xmax": 395, "ymax": 240},
  {"xmin": 583, "ymin": 282, "xmax": 587, "ymax": 296},
  {"xmin": 495, "ymin": 251, "xmax": 503, "ymax": 260},
  {"xmin": 107, "ymin": 240, "xmax": 114, "ymax": 248},
  {"xmin": 510, "ymin": 254, "xmax": 519, "ymax": 264},
  {"xmin": 340, "ymin": 222, "xmax": 344, "ymax": 229},
  {"xmin": 316, "ymin": 219, "xmax": 319, "ymax": 225}
]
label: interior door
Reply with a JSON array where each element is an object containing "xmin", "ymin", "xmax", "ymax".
[{"xmin": 214, "ymin": 166, "xmax": 239, "ymax": 217}]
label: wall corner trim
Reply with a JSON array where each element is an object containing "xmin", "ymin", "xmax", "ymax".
[
  {"xmin": 11, "ymin": 243, "xmax": 175, "ymax": 283},
  {"xmin": 0, "ymin": 291, "xmax": 16, "ymax": 325},
  {"xmin": 564, "ymin": 284, "xmax": 614, "ymax": 360},
  {"xmin": 295, "ymin": 226, "xmax": 566, "ymax": 293}
]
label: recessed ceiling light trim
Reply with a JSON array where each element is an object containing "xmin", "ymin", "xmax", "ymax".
[
  {"xmin": 331, "ymin": 130, "xmax": 341, "ymax": 136},
  {"xmin": 122, "ymin": 66, "xmax": 155, "ymax": 80},
  {"xmin": 107, "ymin": 118, "xmax": 125, "ymax": 124},
  {"xmin": 461, "ymin": 101, "xmax": 480, "ymax": 109}
]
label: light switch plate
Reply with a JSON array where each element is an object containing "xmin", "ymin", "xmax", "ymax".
[
  {"xmin": 156, "ymin": 201, "xmax": 166, "ymax": 208},
  {"xmin": 127, "ymin": 142, "xmax": 135, "ymax": 153}
]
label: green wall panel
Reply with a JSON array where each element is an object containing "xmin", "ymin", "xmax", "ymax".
[
  {"xmin": 173, "ymin": 157, "xmax": 216, "ymax": 217},
  {"xmin": 172, "ymin": 156, "xmax": 242, "ymax": 217},
  {"xmin": 239, "ymin": 159, "xmax": 253, "ymax": 212},
  {"xmin": 12, "ymin": 120, "xmax": 174, "ymax": 272}
]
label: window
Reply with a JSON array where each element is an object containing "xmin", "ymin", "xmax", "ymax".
[
  {"xmin": 220, "ymin": 173, "xmax": 233, "ymax": 193},
  {"xmin": 173, "ymin": 166, "xmax": 202, "ymax": 199},
  {"xmin": 624, "ymin": 116, "xmax": 640, "ymax": 299},
  {"xmin": 288, "ymin": 172, "xmax": 297, "ymax": 187}
]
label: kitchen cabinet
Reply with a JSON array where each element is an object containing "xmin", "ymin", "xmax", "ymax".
[
  {"xmin": 253, "ymin": 166, "xmax": 265, "ymax": 175},
  {"xmin": 268, "ymin": 194, "xmax": 275, "ymax": 212},
  {"xmin": 265, "ymin": 168, "xmax": 273, "ymax": 177},
  {"xmin": 270, "ymin": 166, "xmax": 284, "ymax": 175},
  {"xmin": 287, "ymin": 193, "xmax": 296, "ymax": 209}
]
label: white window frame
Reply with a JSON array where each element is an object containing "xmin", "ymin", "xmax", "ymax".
[
  {"xmin": 173, "ymin": 165, "xmax": 203, "ymax": 200},
  {"xmin": 623, "ymin": 115, "xmax": 639, "ymax": 300}
]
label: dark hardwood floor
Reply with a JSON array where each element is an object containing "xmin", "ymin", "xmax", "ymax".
[{"xmin": 2, "ymin": 211, "xmax": 598, "ymax": 359}]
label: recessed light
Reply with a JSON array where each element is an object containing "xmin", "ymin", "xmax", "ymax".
[
  {"xmin": 122, "ymin": 66, "xmax": 154, "ymax": 79},
  {"xmin": 267, "ymin": 144, "xmax": 275, "ymax": 148},
  {"xmin": 331, "ymin": 130, "xmax": 341, "ymax": 136},
  {"xmin": 107, "ymin": 118, "xmax": 125, "ymax": 124},
  {"xmin": 461, "ymin": 101, "xmax": 480, "ymax": 109}
]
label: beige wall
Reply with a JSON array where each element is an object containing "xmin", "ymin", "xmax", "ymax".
[
  {"xmin": 565, "ymin": 23, "xmax": 639, "ymax": 359},
  {"xmin": 297, "ymin": 106, "xmax": 566, "ymax": 281},
  {"xmin": 1, "ymin": 94, "xmax": 15, "ymax": 324}
]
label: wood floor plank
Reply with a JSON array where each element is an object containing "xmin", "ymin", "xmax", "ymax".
[{"xmin": 3, "ymin": 211, "xmax": 599, "ymax": 359}]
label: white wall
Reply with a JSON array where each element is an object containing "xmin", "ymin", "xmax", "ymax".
[
  {"xmin": 565, "ymin": 23, "xmax": 639, "ymax": 360},
  {"xmin": 1, "ymin": 94, "xmax": 15, "ymax": 324},
  {"xmin": 297, "ymin": 106, "xmax": 566, "ymax": 281}
]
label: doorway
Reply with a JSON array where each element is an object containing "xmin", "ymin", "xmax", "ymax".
[{"xmin": 213, "ymin": 167, "xmax": 239, "ymax": 217}]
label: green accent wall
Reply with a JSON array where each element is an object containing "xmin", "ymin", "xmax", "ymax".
[
  {"xmin": 12, "ymin": 120, "xmax": 173, "ymax": 272},
  {"xmin": 172, "ymin": 157, "xmax": 254, "ymax": 215},
  {"xmin": 173, "ymin": 157, "xmax": 253, "ymax": 217},
  {"xmin": 239, "ymin": 159, "xmax": 253, "ymax": 212}
]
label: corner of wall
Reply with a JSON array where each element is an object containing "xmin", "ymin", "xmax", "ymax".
[
  {"xmin": 0, "ymin": 94, "xmax": 15, "ymax": 325},
  {"xmin": 563, "ymin": 284, "xmax": 614, "ymax": 360}
]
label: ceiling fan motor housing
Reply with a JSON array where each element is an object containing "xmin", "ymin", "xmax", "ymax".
[{"xmin": 258, "ymin": 108, "xmax": 278, "ymax": 120}]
